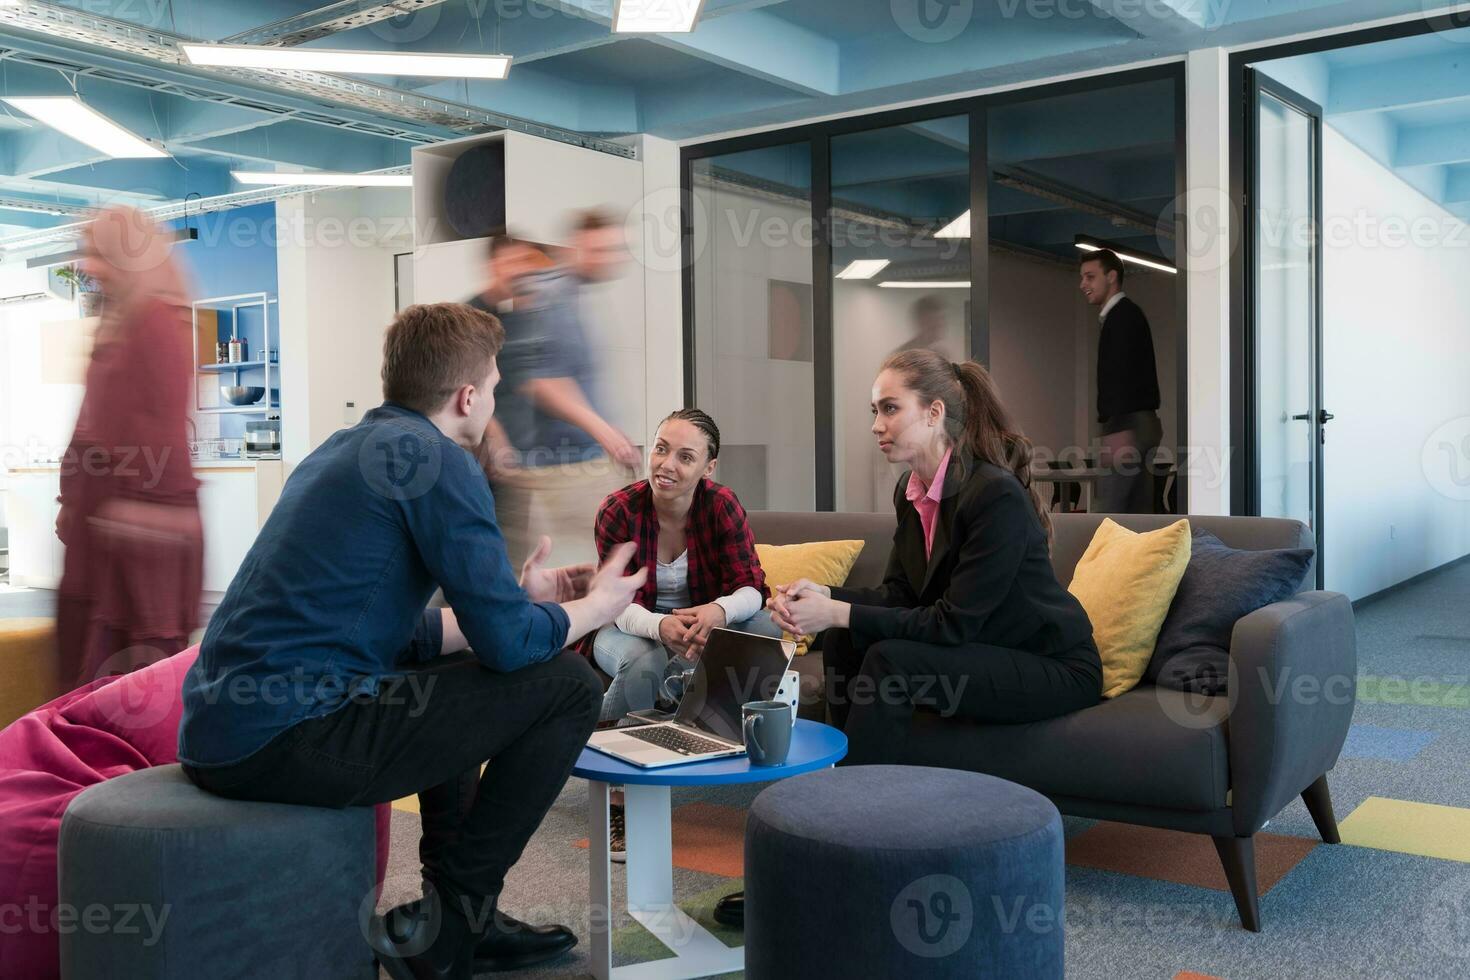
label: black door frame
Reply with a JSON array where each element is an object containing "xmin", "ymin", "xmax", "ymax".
[
  {"xmin": 1226, "ymin": 13, "xmax": 1468, "ymax": 523},
  {"xmin": 1244, "ymin": 69, "xmax": 1326, "ymax": 587},
  {"xmin": 680, "ymin": 63, "xmax": 1187, "ymax": 512}
]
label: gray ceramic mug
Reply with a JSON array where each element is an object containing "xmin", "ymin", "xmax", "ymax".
[{"xmin": 742, "ymin": 700, "xmax": 793, "ymax": 766}]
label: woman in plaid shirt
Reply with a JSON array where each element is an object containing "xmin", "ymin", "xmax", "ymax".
[{"xmin": 591, "ymin": 409, "xmax": 781, "ymax": 726}]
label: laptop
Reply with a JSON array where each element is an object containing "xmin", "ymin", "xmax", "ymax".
[{"xmin": 586, "ymin": 627, "xmax": 796, "ymax": 768}]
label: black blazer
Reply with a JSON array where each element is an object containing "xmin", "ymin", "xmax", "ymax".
[
  {"xmin": 831, "ymin": 455, "xmax": 1096, "ymax": 659},
  {"xmin": 1096, "ymin": 295, "xmax": 1161, "ymax": 424}
]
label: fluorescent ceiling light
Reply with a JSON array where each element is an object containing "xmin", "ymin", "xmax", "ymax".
[
  {"xmin": 1074, "ymin": 237, "xmax": 1177, "ymax": 274},
  {"xmin": 836, "ymin": 259, "xmax": 889, "ymax": 280},
  {"xmin": 613, "ymin": 0, "xmax": 706, "ymax": 32},
  {"xmin": 181, "ymin": 44, "xmax": 511, "ymax": 80},
  {"xmin": 2, "ymin": 97, "xmax": 166, "ymax": 159},
  {"xmin": 233, "ymin": 171, "xmax": 413, "ymax": 187},
  {"xmin": 935, "ymin": 211, "xmax": 970, "ymax": 239},
  {"xmin": 877, "ymin": 281, "xmax": 970, "ymax": 289}
]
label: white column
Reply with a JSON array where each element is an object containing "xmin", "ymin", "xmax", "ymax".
[
  {"xmin": 636, "ymin": 135, "xmax": 686, "ymax": 444},
  {"xmin": 1184, "ymin": 47, "xmax": 1233, "ymax": 516}
]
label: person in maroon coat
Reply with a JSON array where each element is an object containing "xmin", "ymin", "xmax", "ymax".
[{"xmin": 55, "ymin": 207, "xmax": 203, "ymax": 690}]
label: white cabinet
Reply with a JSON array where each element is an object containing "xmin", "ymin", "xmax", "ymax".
[
  {"xmin": 3, "ymin": 462, "xmax": 283, "ymax": 596},
  {"xmin": 4, "ymin": 469, "xmax": 63, "ymax": 589}
]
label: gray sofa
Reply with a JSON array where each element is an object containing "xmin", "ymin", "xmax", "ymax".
[{"xmin": 746, "ymin": 510, "xmax": 1357, "ymax": 932}]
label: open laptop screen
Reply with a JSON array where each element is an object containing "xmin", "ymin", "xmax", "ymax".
[{"xmin": 673, "ymin": 628, "xmax": 793, "ymax": 743}]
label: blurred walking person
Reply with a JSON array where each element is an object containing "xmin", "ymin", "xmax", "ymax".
[
  {"xmin": 55, "ymin": 207, "xmax": 203, "ymax": 689},
  {"xmin": 470, "ymin": 213, "xmax": 640, "ymax": 567}
]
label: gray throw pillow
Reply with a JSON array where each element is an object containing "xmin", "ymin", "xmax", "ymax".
[{"xmin": 1147, "ymin": 529, "xmax": 1313, "ymax": 695}]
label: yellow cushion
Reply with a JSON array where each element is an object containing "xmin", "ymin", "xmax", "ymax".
[
  {"xmin": 756, "ymin": 540, "xmax": 866, "ymax": 655},
  {"xmin": 1067, "ymin": 519, "xmax": 1191, "ymax": 698},
  {"xmin": 0, "ymin": 617, "xmax": 61, "ymax": 729}
]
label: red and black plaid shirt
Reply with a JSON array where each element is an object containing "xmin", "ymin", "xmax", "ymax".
[{"xmin": 594, "ymin": 478, "xmax": 766, "ymax": 611}]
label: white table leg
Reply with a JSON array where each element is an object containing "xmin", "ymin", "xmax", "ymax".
[
  {"xmin": 589, "ymin": 781, "xmax": 744, "ymax": 980},
  {"xmin": 624, "ymin": 784, "xmax": 673, "ymax": 910},
  {"xmin": 588, "ymin": 780, "xmax": 613, "ymax": 980}
]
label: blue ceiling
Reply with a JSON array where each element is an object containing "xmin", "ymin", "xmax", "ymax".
[
  {"xmin": 1255, "ymin": 24, "xmax": 1470, "ymax": 221},
  {"xmin": 0, "ymin": 0, "xmax": 1467, "ymax": 240}
]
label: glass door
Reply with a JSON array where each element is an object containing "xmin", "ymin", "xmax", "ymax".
[{"xmin": 1249, "ymin": 71, "xmax": 1327, "ymax": 586}]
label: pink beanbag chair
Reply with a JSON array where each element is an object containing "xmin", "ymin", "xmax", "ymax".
[{"xmin": 0, "ymin": 647, "xmax": 392, "ymax": 979}]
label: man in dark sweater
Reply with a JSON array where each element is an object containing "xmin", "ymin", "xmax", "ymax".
[
  {"xmin": 1080, "ymin": 249, "xmax": 1163, "ymax": 514},
  {"xmin": 179, "ymin": 303, "xmax": 646, "ymax": 980}
]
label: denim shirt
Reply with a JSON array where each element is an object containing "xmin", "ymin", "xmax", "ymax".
[{"xmin": 179, "ymin": 403, "xmax": 571, "ymax": 767}]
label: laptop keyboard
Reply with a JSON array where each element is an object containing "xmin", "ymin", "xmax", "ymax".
[{"xmin": 623, "ymin": 725, "xmax": 735, "ymax": 757}]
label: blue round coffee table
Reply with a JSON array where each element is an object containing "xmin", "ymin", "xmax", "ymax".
[{"xmin": 574, "ymin": 719, "xmax": 847, "ymax": 980}]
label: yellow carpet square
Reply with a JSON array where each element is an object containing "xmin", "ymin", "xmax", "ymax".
[{"xmin": 1339, "ymin": 796, "xmax": 1470, "ymax": 863}]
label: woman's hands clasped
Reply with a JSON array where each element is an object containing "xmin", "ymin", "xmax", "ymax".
[{"xmin": 766, "ymin": 578, "xmax": 849, "ymax": 635}]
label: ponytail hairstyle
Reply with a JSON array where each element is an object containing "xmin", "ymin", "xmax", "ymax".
[
  {"xmin": 659, "ymin": 407, "xmax": 721, "ymax": 461},
  {"xmin": 878, "ymin": 349, "xmax": 1052, "ymax": 542}
]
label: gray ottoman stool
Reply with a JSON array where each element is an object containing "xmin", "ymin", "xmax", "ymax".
[
  {"xmin": 58, "ymin": 764, "xmax": 378, "ymax": 980},
  {"xmin": 745, "ymin": 765, "xmax": 1064, "ymax": 979}
]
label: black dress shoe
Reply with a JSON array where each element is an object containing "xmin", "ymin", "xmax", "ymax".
[
  {"xmin": 372, "ymin": 894, "xmax": 475, "ymax": 980},
  {"xmin": 473, "ymin": 911, "xmax": 578, "ymax": 971},
  {"xmin": 713, "ymin": 890, "xmax": 743, "ymax": 927},
  {"xmin": 382, "ymin": 898, "xmax": 577, "ymax": 973}
]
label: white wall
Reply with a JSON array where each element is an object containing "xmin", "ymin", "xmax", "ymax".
[
  {"xmin": 410, "ymin": 132, "xmax": 651, "ymax": 456},
  {"xmin": 1321, "ymin": 127, "xmax": 1470, "ymax": 599},
  {"xmin": 0, "ymin": 262, "xmax": 86, "ymax": 478},
  {"xmin": 276, "ymin": 188, "xmax": 412, "ymax": 464}
]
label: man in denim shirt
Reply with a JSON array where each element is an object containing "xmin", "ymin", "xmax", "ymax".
[{"xmin": 179, "ymin": 303, "xmax": 645, "ymax": 980}]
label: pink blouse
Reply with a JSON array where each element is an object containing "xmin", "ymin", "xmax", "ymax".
[{"xmin": 905, "ymin": 448, "xmax": 953, "ymax": 559}]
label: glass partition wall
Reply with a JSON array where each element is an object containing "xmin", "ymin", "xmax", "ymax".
[
  {"xmin": 988, "ymin": 78, "xmax": 1182, "ymax": 512},
  {"xmin": 831, "ymin": 117, "xmax": 970, "ymax": 512},
  {"xmin": 689, "ymin": 144, "xmax": 815, "ymax": 510},
  {"xmin": 683, "ymin": 66, "xmax": 1184, "ymax": 513}
]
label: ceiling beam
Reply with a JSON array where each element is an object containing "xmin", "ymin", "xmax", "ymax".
[
  {"xmin": 1084, "ymin": 0, "xmax": 1215, "ymax": 40},
  {"xmin": 528, "ymin": 0, "xmax": 834, "ymax": 95},
  {"xmin": 1397, "ymin": 120, "xmax": 1470, "ymax": 168},
  {"xmin": 1443, "ymin": 165, "xmax": 1470, "ymax": 204},
  {"xmin": 177, "ymin": 120, "xmax": 413, "ymax": 171},
  {"xmin": 222, "ymin": 1, "xmax": 457, "ymax": 47},
  {"xmin": 1329, "ymin": 49, "xmax": 1470, "ymax": 116},
  {"xmin": 647, "ymin": 10, "xmax": 838, "ymax": 97}
]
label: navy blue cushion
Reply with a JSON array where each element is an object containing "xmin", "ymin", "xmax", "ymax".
[{"xmin": 1147, "ymin": 528, "xmax": 1313, "ymax": 694}]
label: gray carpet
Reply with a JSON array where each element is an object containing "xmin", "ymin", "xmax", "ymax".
[{"xmin": 376, "ymin": 559, "xmax": 1470, "ymax": 979}]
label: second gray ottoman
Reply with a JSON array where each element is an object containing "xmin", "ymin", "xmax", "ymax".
[
  {"xmin": 58, "ymin": 764, "xmax": 378, "ymax": 980},
  {"xmin": 745, "ymin": 765, "xmax": 1064, "ymax": 979}
]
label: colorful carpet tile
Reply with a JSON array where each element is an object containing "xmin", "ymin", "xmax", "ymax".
[
  {"xmin": 1339, "ymin": 797, "xmax": 1470, "ymax": 863},
  {"xmin": 1340, "ymin": 724, "xmax": 1437, "ymax": 761},
  {"xmin": 577, "ymin": 802, "xmax": 747, "ymax": 878},
  {"xmin": 1064, "ymin": 821, "xmax": 1317, "ymax": 894}
]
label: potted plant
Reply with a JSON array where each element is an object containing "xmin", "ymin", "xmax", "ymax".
[{"xmin": 55, "ymin": 264, "xmax": 103, "ymax": 318}]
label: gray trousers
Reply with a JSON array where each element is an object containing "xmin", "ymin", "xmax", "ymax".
[{"xmin": 1094, "ymin": 410, "xmax": 1164, "ymax": 515}]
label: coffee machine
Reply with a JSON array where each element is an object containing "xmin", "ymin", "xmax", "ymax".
[{"xmin": 244, "ymin": 416, "xmax": 281, "ymax": 458}]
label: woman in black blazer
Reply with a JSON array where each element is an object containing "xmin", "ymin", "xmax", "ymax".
[{"xmin": 769, "ymin": 349, "xmax": 1102, "ymax": 765}]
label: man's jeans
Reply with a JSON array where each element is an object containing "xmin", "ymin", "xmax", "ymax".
[
  {"xmin": 184, "ymin": 651, "xmax": 602, "ymax": 921},
  {"xmin": 591, "ymin": 609, "xmax": 784, "ymax": 723}
]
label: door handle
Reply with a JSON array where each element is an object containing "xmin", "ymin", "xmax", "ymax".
[
  {"xmin": 1291, "ymin": 410, "xmax": 1336, "ymax": 423},
  {"xmin": 1291, "ymin": 413, "xmax": 1311, "ymax": 421}
]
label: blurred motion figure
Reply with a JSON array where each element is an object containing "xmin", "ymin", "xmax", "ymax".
[
  {"xmin": 55, "ymin": 207, "xmax": 203, "ymax": 689},
  {"xmin": 469, "ymin": 211, "xmax": 640, "ymax": 567}
]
